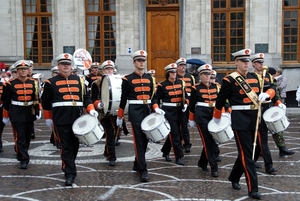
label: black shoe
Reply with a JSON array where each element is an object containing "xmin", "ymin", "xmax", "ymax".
[
  {"xmin": 0, "ymin": 148, "xmax": 3, "ymax": 153},
  {"xmin": 133, "ymin": 166, "xmax": 138, "ymax": 172},
  {"xmin": 140, "ymin": 172, "xmax": 149, "ymax": 182},
  {"xmin": 211, "ymin": 171, "xmax": 219, "ymax": 177},
  {"xmin": 175, "ymin": 158, "xmax": 184, "ymax": 166},
  {"xmin": 65, "ymin": 177, "xmax": 74, "ymax": 186},
  {"xmin": 266, "ymin": 167, "xmax": 278, "ymax": 174},
  {"xmin": 231, "ymin": 182, "xmax": 241, "ymax": 190},
  {"xmin": 279, "ymin": 147, "xmax": 295, "ymax": 156},
  {"xmin": 162, "ymin": 154, "xmax": 172, "ymax": 162},
  {"xmin": 109, "ymin": 160, "xmax": 115, "ymax": 166},
  {"xmin": 215, "ymin": 156, "xmax": 221, "ymax": 162},
  {"xmin": 255, "ymin": 162, "xmax": 261, "ymax": 169},
  {"xmin": 20, "ymin": 163, "xmax": 27, "ymax": 169},
  {"xmin": 31, "ymin": 133, "xmax": 35, "ymax": 139},
  {"xmin": 248, "ymin": 191, "xmax": 261, "ymax": 199},
  {"xmin": 198, "ymin": 164, "xmax": 209, "ymax": 171},
  {"xmin": 185, "ymin": 147, "xmax": 191, "ymax": 153},
  {"xmin": 115, "ymin": 141, "xmax": 120, "ymax": 146}
]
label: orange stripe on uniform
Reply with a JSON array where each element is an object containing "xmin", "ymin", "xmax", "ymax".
[
  {"xmin": 62, "ymin": 95, "xmax": 80, "ymax": 100},
  {"xmin": 43, "ymin": 110, "xmax": 52, "ymax": 119},
  {"xmin": 117, "ymin": 107, "xmax": 124, "ymax": 117},
  {"xmin": 56, "ymin": 80, "xmax": 79, "ymax": 86},
  {"xmin": 58, "ymin": 87, "xmax": 80, "ymax": 93},
  {"xmin": 14, "ymin": 83, "xmax": 33, "ymax": 89}
]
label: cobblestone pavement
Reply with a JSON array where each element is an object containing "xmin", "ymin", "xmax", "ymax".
[{"xmin": 0, "ymin": 109, "xmax": 299, "ymax": 201}]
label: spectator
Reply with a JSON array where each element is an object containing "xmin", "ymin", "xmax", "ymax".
[{"xmin": 275, "ymin": 68, "xmax": 287, "ymax": 104}]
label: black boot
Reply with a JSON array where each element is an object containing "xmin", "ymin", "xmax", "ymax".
[{"xmin": 279, "ymin": 147, "xmax": 295, "ymax": 156}]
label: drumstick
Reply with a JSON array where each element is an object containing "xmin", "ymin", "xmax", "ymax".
[{"xmin": 252, "ymin": 66, "xmax": 268, "ymax": 160}]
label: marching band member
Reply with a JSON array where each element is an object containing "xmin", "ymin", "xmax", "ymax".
[
  {"xmin": 251, "ymin": 53, "xmax": 281, "ymax": 174},
  {"xmin": 2, "ymin": 60, "xmax": 40, "ymax": 169},
  {"xmin": 176, "ymin": 58, "xmax": 195, "ymax": 153},
  {"xmin": 91, "ymin": 60, "xmax": 118, "ymax": 166},
  {"xmin": 41, "ymin": 53, "xmax": 98, "ymax": 186},
  {"xmin": 213, "ymin": 49, "xmax": 274, "ymax": 199},
  {"xmin": 152, "ymin": 63, "xmax": 187, "ymax": 166},
  {"xmin": 116, "ymin": 50, "xmax": 156, "ymax": 182},
  {"xmin": 189, "ymin": 64, "xmax": 220, "ymax": 177},
  {"xmin": 85, "ymin": 62, "xmax": 102, "ymax": 88}
]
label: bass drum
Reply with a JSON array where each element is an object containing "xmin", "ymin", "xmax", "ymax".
[
  {"xmin": 263, "ymin": 106, "xmax": 290, "ymax": 133},
  {"xmin": 100, "ymin": 75, "xmax": 128, "ymax": 116},
  {"xmin": 72, "ymin": 114, "xmax": 104, "ymax": 145},
  {"xmin": 208, "ymin": 116, "xmax": 234, "ymax": 143},
  {"xmin": 141, "ymin": 113, "xmax": 170, "ymax": 142}
]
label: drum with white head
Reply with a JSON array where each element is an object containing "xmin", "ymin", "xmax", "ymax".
[
  {"xmin": 100, "ymin": 74, "xmax": 128, "ymax": 116},
  {"xmin": 72, "ymin": 114, "xmax": 104, "ymax": 145},
  {"xmin": 141, "ymin": 113, "xmax": 170, "ymax": 142},
  {"xmin": 208, "ymin": 116, "xmax": 234, "ymax": 143},
  {"xmin": 263, "ymin": 106, "xmax": 290, "ymax": 133}
]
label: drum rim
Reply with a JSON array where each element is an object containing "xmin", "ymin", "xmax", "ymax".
[
  {"xmin": 100, "ymin": 75, "xmax": 113, "ymax": 116},
  {"xmin": 263, "ymin": 106, "xmax": 285, "ymax": 121},
  {"xmin": 141, "ymin": 113, "xmax": 165, "ymax": 130},
  {"xmin": 208, "ymin": 116, "xmax": 230, "ymax": 132},
  {"xmin": 72, "ymin": 114, "xmax": 98, "ymax": 134}
]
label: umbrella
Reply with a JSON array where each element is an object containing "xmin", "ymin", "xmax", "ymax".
[{"xmin": 186, "ymin": 59, "xmax": 205, "ymax": 66}]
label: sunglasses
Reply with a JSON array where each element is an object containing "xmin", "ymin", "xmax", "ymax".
[
  {"xmin": 17, "ymin": 68, "xmax": 28, "ymax": 70},
  {"xmin": 59, "ymin": 62, "xmax": 71, "ymax": 65}
]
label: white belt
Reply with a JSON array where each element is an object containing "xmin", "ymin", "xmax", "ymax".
[
  {"xmin": 11, "ymin": 100, "xmax": 33, "ymax": 106},
  {"xmin": 196, "ymin": 102, "xmax": 215, "ymax": 107},
  {"xmin": 128, "ymin": 100, "xmax": 151, "ymax": 104},
  {"xmin": 231, "ymin": 105, "xmax": 258, "ymax": 110},
  {"xmin": 52, "ymin": 101, "xmax": 83, "ymax": 107},
  {"xmin": 162, "ymin": 102, "xmax": 181, "ymax": 107}
]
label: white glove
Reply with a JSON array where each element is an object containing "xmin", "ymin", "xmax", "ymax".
[
  {"xmin": 222, "ymin": 112, "xmax": 231, "ymax": 120},
  {"xmin": 89, "ymin": 110, "xmax": 98, "ymax": 117},
  {"xmin": 213, "ymin": 117, "xmax": 220, "ymax": 124},
  {"xmin": 36, "ymin": 110, "xmax": 42, "ymax": 120},
  {"xmin": 0, "ymin": 104, "xmax": 2, "ymax": 107},
  {"xmin": 154, "ymin": 108, "xmax": 165, "ymax": 115},
  {"xmin": 116, "ymin": 117, "xmax": 123, "ymax": 127},
  {"xmin": 258, "ymin": 93, "xmax": 270, "ymax": 102},
  {"xmin": 97, "ymin": 102, "xmax": 104, "ymax": 110},
  {"xmin": 278, "ymin": 103, "xmax": 286, "ymax": 112},
  {"xmin": 45, "ymin": 119, "xmax": 52, "ymax": 129},
  {"xmin": 2, "ymin": 117, "xmax": 9, "ymax": 125},
  {"xmin": 189, "ymin": 120, "xmax": 195, "ymax": 128},
  {"xmin": 182, "ymin": 104, "xmax": 188, "ymax": 112}
]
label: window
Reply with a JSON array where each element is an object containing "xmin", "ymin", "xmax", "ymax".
[
  {"xmin": 86, "ymin": 0, "xmax": 116, "ymax": 62},
  {"xmin": 283, "ymin": 0, "xmax": 300, "ymax": 62},
  {"xmin": 211, "ymin": 0, "xmax": 245, "ymax": 63},
  {"xmin": 23, "ymin": 0, "xmax": 53, "ymax": 66}
]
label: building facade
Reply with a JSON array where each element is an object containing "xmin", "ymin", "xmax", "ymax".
[{"xmin": 0, "ymin": 0, "xmax": 299, "ymax": 106}]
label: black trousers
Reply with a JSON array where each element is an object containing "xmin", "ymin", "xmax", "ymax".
[
  {"xmin": 196, "ymin": 123, "xmax": 218, "ymax": 172},
  {"xmin": 12, "ymin": 121, "xmax": 33, "ymax": 164},
  {"xmin": 161, "ymin": 119, "xmax": 184, "ymax": 159},
  {"xmin": 180, "ymin": 109, "xmax": 191, "ymax": 148},
  {"xmin": 101, "ymin": 116, "xmax": 117, "ymax": 161},
  {"xmin": 131, "ymin": 121, "xmax": 148, "ymax": 175},
  {"xmin": 55, "ymin": 124, "xmax": 79, "ymax": 179},
  {"xmin": 228, "ymin": 130, "xmax": 258, "ymax": 193},
  {"xmin": 254, "ymin": 104, "xmax": 274, "ymax": 170},
  {"xmin": 0, "ymin": 107, "xmax": 5, "ymax": 150}
]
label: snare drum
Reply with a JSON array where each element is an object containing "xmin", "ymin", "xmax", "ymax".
[
  {"xmin": 72, "ymin": 114, "xmax": 104, "ymax": 145},
  {"xmin": 141, "ymin": 113, "xmax": 170, "ymax": 142},
  {"xmin": 100, "ymin": 75, "xmax": 128, "ymax": 116},
  {"xmin": 263, "ymin": 106, "xmax": 290, "ymax": 133},
  {"xmin": 208, "ymin": 116, "xmax": 234, "ymax": 143}
]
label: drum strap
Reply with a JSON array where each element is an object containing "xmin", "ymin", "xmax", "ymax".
[
  {"xmin": 230, "ymin": 72, "xmax": 259, "ymax": 108},
  {"xmin": 182, "ymin": 80, "xmax": 186, "ymax": 105}
]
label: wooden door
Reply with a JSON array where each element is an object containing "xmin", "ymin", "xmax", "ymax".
[{"xmin": 146, "ymin": 10, "xmax": 179, "ymax": 81}]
